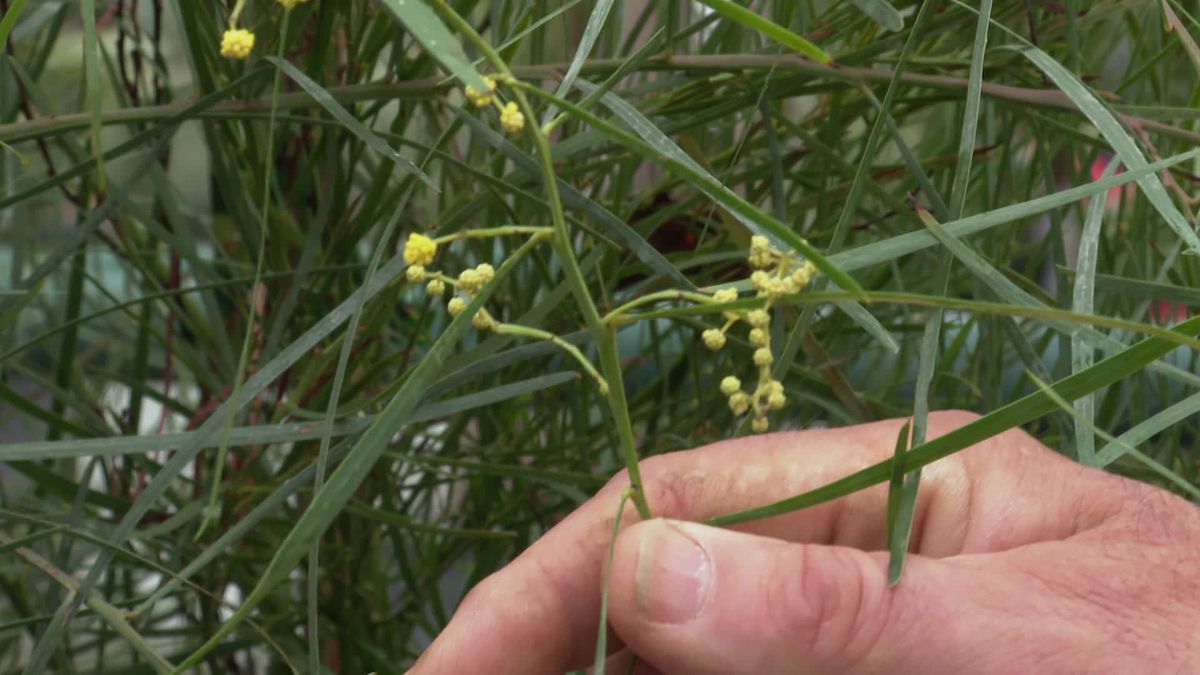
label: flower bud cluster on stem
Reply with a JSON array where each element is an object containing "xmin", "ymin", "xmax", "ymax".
[{"xmin": 220, "ymin": 0, "xmax": 314, "ymax": 61}]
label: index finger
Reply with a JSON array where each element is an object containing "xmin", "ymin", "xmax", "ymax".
[{"xmin": 411, "ymin": 410, "xmax": 1121, "ymax": 674}]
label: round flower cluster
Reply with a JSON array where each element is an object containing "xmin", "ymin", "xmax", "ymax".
[
  {"xmin": 401, "ymin": 232, "xmax": 499, "ymax": 331},
  {"xmin": 462, "ymin": 77, "xmax": 525, "ymax": 135},
  {"xmin": 499, "ymin": 102, "xmax": 525, "ymax": 134},
  {"xmin": 465, "ymin": 77, "xmax": 497, "ymax": 108},
  {"xmin": 702, "ymin": 236, "xmax": 819, "ymax": 432},
  {"xmin": 747, "ymin": 236, "xmax": 817, "ymax": 299},
  {"xmin": 220, "ymin": 29, "xmax": 255, "ymax": 60},
  {"xmin": 220, "ymin": 0, "xmax": 316, "ymax": 61}
]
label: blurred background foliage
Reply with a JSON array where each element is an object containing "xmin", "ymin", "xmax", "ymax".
[{"xmin": 1, "ymin": 0, "xmax": 1200, "ymax": 671}]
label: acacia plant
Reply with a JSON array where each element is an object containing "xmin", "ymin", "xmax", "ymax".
[{"xmin": 1, "ymin": 0, "xmax": 1199, "ymax": 672}]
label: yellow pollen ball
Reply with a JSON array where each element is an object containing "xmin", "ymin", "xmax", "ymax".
[
  {"xmin": 472, "ymin": 308, "xmax": 497, "ymax": 330},
  {"xmin": 753, "ymin": 348, "xmax": 773, "ymax": 367},
  {"xmin": 403, "ymin": 233, "xmax": 438, "ymax": 266},
  {"xmin": 702, "ymin": 328, "xmax": 726, "ymax": 350},
  {"xmin": 720, "ymin": 376, "xmax": 741, "ymax": 396},
  {"xmin": 728, "ymin": 392, "xmax": 751, "ymax": 415},
  {"xmin": 746, "ymin": 309, "xmax": 770, "ymax": 328},
  {"xmin": 465, "ymin": 77, "xmax": 497, "ymax": 107},
  {"xmin": 713, "ymin": 288, "xmax": 738, "ymax": 304},
  {"xmin": 220, "ymin": 29, "xmax": 256, "ymax": 60},
  {"xmin": 500, "ymin": 102, "xmax": 525, "ymax": 134}
]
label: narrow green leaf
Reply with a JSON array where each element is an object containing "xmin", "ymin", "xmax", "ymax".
[
  {"xmin": 1015, "ymin": 46, "xmax": 1200, "ymax": 256},
  {"xmin": 0, "ymin": 370, "xmax": 575, "ymax": 459},
  {"xmin": 708, "ymin": 314, "xmax": 1200, "ymax": 527},
  {"xmin": 885, "ymin": 421, "xmax": 911, "ymax": 544},
  {"xmin": 543, "ymin": 0, "xmax": 615, "ymax": 124},
  {"xmin": 79, "ymin": 0, "xmax": 104, "ymax": 187},
  {"xmin": 376, "ymin": 0, "xmax": 488, "ymax": 90},
  {"xmin": 693, "ymin": 0, "xmax": 832, "ymax": 63},
  {"xmin": 267, "ymin": 56, "xmax": 435, "ymax": 190},
  {"xmin": 1097, "ymin": 390, "xmax": 1200, "ymax": 468},
  {"xmin": 594, "ymin": 488, "xmax": 633, "ymax": 674},
  {"xmin": 456, "ymin": 109, "xmax": 693, "ymax": 289},
  {"xmin": 1026, "ymin": 372, "xmax": 1200, "ymax": 499},
  {"xmin": 172, "ymin": 235, "xmax": 545, "ymax": 671},
  {"xmin": 520, "ymin": 83, "xmax": 863, "ymax": 297},
  {"xmin": 829, "ymin": 148, "xmax": 1200, "ymax": 273},
  {"xmin": 1161, "ymin": 0, "xmax": 1200, "ymax": 77},
  {"xmin": 0, "ymin": 0, "xmax": 28, "ymax": 48},
  {"xmin": 1071, "ymin": 159, "xmax": 1119, "ymax": 465},
  {"xmin": 849, "ymin": 0, "xmax": 904, "ymax": 32},
  {"xmin": 887, "ymin": 423, "xmax": 920, "ymax": 586},
  {"xmin": 25, "ymin": 255, "xmax": 412, "ymax": 666}
]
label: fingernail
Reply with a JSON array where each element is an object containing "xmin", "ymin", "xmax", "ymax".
[{"xmin": 635, "ymin": 520, "xmax": 711, "ymax": 624}]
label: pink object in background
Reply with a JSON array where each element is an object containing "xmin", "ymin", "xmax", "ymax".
[
  {"xmin": 1090, "ymin": 153, "xmax": 1128, "ymax": 209},
  {"xmin": 1150, "ymin": 299, "xmax": 1190, "ymax": 325}
]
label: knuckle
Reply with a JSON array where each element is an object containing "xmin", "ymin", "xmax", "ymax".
[{"xmin": 607, "ymin": 453, "xmax": 709, "ymax": 519}]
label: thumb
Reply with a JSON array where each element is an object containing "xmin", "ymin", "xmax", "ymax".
[{"xmin": 605, "ymin": 519, "xmax": 1020, "ymax": 674}]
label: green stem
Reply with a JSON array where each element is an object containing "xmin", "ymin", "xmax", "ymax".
[
  {"xmin": 433, "ymin": 225, "xmax": 552, "ymax": 244},
  {"xmin": 197, "ymin": 11, "xmax": 292, "ymax": 541},
  {"xmin": 5, "ymin": 56, "xmax": 1197, "ymax": 146},
  {"xmin": 602, "ymin": 289, "xmax": 728, "ymax": 326},
  {"xmin": 4, "ymin": 534, "xmax": 175, "ymax": 673},
  {"xmin": 493, "ymin": 323, "xmax": 609, "ymax": 395},
  {"xmin": 428, "ymin": 0, "xmax": 651, "ymax": 519}
]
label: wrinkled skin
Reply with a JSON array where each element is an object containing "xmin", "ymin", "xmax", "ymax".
[{"xmin": 412, "ymin": 411, "xmax": 1200, "ymax": 674}]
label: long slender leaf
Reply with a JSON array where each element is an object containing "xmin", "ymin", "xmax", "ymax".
[
  {"xmin": 376, "ymin": 0, "xmax": 488, "ymax": 90},
  {"xmin": 709, "ymin": 314, "xmax": 1200, "ymax": 527}
]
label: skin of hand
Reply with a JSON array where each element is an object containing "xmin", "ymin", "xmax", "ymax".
[{"xmin": 411, "ymin": 410, "xmax": 1200, "ymax": 674}]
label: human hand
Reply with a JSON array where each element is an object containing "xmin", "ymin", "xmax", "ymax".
[{"xmin": 411, "ymin": 411, "xmax": 1200, "ymax": 674}]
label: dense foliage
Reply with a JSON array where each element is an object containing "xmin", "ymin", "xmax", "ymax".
[{"xmin": 1, "ymin": 0, "xmax": 1199, "ymax": 671}]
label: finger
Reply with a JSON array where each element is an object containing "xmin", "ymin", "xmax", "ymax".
[
  {"xmin": 413, "ymin": 411, "xmax": 1122, "ymax": 674},
  {"xmin": 608, "ymin": 519, "xmax": 1101, "ymax": 674}
]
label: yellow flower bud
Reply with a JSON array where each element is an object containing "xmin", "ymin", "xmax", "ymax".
[
  {"xmin": 500, "ymin": 102, "xmax": 525, "ymax": 134},
  {"xmin": 719, "ymin": 376, "xmax": 741, "ymax": 396},
  {"xmin": 728, "ymin": 392, "xmax": 751, "ymax": 415},
  {"xmin": 753, "ymin": 347, "xmax": 773, "ymax": 367},
  {"xmin": 791, "ymin": 261, "xmax": 816, "ymax": 288},
  {"xmin": 702, "ymin": 328, "xmax": 726, "ymax": 351},
  {"xmin": 746, "ymin": 309, "xmax": 770, "ymax": 328},
  {"xmin": 713, "ymin": 287, "xmax": 738, "ymax": 304},
  {"xmin": 474, "ymin": 263, "xmax": 495, "ymax": 285},
  {"xmin": 751, "ymin": 416, "xmax": 769, "ymax": 433},
  {"xmin": 220, "ymin": 29, "xmax": 256, "ymax": 60},
  {"xmin": 750, "ymin": 270, "xmax": 770, "ymax": 293},
  {"xmin": 472, "ymin": 308, "xmax": 497, "ymax": 330},
  {"xmin": 426, "ymin": 278, "xmax": 446, "ymax": 296},
  {"xmin": 458, "ymin": 268, "xmax": 479, "ymax": 291},
  {"xmin": 749, "ymin": 328, "xmax": 768, "ymax": 347},
  {"xmin": 464, "ymin": 76, "xmax": 497, "ymax": 107},
  {"xmin": 749, "ymin": 235, "xmax": 774, "ymax": 269},
  {"xmin": 403, "ymin": 233, "xmax": 438, "ymax": 266},
  {"xmin": 767, "ymin": 391, "xmax": 786, "ymax": 410},
  {"xmin": 447, "ymin": 297, "xmax": 467, "ymax": 316},
  {"xmin": 405, "ymin": 265, "xmax": 426, "ymax": 283}
]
